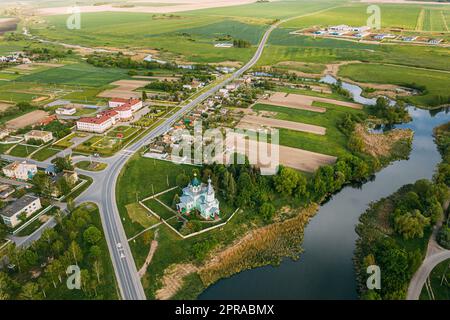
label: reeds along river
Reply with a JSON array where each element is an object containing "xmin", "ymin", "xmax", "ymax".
[{"xmin": 199, "ymin": 77, "xmax": 450, "ymax": 299}]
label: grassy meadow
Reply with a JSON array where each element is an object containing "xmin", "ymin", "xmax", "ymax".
[
  {"xmin": 338, "ymin": 63, "xmax": 450, "ymax": 107},
  {"xmin": 252, "ymin": 101, "xmax": 365, "ymax": 157}
]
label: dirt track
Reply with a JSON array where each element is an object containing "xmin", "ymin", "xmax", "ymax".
[{"xmin": 237, "ymin": 115, "xmax": 326, "ymax": 135}]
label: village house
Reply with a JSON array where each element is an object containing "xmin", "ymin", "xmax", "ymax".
[
  {"xmin": 1, "ymin": 195, "xmax": 42, "ymax": 228},
  {"xmin": 2, "ymin": 161, "xmax": 38, "ymax": 181},
  {"xmin": 24, "ymin": 130, "xmax": 53, "ymax": 143},
  {"xmin": 176, "ymin": 175, "xmax": 220, "ymax": 220}
]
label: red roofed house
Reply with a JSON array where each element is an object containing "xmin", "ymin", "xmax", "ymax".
[
  {"xmin": 108, "ymin": 98, "xmax": 143, "ymax": 112},
  {"xmin": 76, "ymin": 110, "xmax": 118, "ymax": 133},
  {"xmin": 77, "ymin": 99, "xmax": 143, "ymax": 133}
]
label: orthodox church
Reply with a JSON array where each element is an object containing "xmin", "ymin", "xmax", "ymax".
[{"xmin": 176, "ymin": 174, "xmax": 220, "ymax": 220}]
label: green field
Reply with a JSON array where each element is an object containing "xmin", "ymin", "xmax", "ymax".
[
  {"xmin": 16, "ymin": 62, "xmax": 130, "ymax": 86},
  {"xmin": 30, "ymin": 12, "xmax": 263, "ymax": 63},
  {"xmin": 338, "ymin": 63, "xmax": 450, "ymax": 107},
  {"xmin": 8, "ymin": 144, "xmax": 39, "ymax": 157},
  {"xmin": 416, "ymin": 8, "xmax": 449, "ymax": 32},
  {"xmin": 31, "ymin": 146, "xmax": 61, "ymax": 161},
  {"xmin": 282, "ymin": 4, "xmax": 425, "ymax": 30},
  {"xmin": 73, "ymin": 127, "xmax": 140, "ymax": 156},
  {"xmin": 252, "ymin": 101, "xmax": 365, "ymax": 157},
  {"xmin": 116, "ymin": 156, "xmax": 196, "ymax": 237},
  {"xmin": 192, "ymin": 0, "xmax": 339, "ymax": 19},
  {"xmin": 259, "ymin": 30, "xmax": 450, "ymax": 72}
]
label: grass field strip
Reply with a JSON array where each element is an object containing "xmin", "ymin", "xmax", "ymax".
[
  {"xmin": 415, "ymin": 8, "xmax": 425, "ymax": 31},
  {"xmin": 441, "ymin": 11, "xmax": 449, "ymax": 32}
]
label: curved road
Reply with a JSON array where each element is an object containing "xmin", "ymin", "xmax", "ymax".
[
  {"xmin": 407, "ymin": 251, "xmax": 450, "ymax": 300},
  {"xmin": 407, "ymin": 221, "xmax": 450, "ymax": 300},
  {"xmin": 75, "ymin": 20, "xmax": 283, "ymax": 300}
]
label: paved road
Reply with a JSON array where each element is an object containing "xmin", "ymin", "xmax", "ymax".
[
  {"xmin": 407, "ymin": 219, "xmax": 450, "ymax": 300},
  {"xmin": 407, "ymin": 251, "xmax": 450, "ymax": 300}
]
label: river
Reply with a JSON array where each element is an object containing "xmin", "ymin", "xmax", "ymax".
[{"xmin": 199, "ymin": 77, "xmax": 450, "ymax": 299}]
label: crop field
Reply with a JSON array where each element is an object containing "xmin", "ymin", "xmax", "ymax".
[
  {"xmin": 252, "ymin": 101, "xmax": 365, "ymax": 157},
  {"xmin": 415, "ymin": 8, "xmax": 449, "ymax": 32},
  {"xmin": 282, "ymin": 4, "xmax": 425, "ymax": 30},
  {"xmin": 31, "ymin": 146, "xmax": 61, "ymax": 161},
  {"xmin": 17, "ymin": 62, "xmax": 130, "ymax": 86},
  {"xmin": 338, "ymin": 63, "xmax": 450, "ymax": 107},
  {"xmin": 258, "ymin": 32, "xmax": 450, "ymax": 72},
  {"xmin": 8, "ymin": 144, "xmax": 39, "ymax": 157},
  {"xmin": 192, "ymin": 0, "xmax": 339, "ymax": 20},
  {"xmin": 30, "ymin": 12, "xmax": 265, "ymax": 63}
]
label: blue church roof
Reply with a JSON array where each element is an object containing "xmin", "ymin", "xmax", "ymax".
[{"xmin": 191, "ymin": 176, "xmax": 201, "ymax": 187}]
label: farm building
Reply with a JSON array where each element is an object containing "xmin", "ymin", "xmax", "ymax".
[{"xmin": 2, "ymin": 161, "xmax": 38, "ymax": 181}]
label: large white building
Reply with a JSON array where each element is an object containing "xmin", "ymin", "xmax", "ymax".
[
  {"xmin": 2, "ymin": 161, "xmax": 38, "ymax": 180},
  {"xmin": 1, "ymin": 195, "xmax": 42, "ymax": 228},
  {"xmin": 76, "ymin": 110, "xmax": 118, "ymax": 133},
  {"xmin": 77, "ymin": 99, "xmax": 142, "ymax": 133}
]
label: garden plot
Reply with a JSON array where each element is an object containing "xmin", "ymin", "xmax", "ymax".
[
  {"xmin": 98, "ymin": 79, "xmax": 150, "ymax": 99},
  {"xmin": 237, "ymin": 115, "xmax": 326, "ymax": 135},
  {"xmin": 221, "ymin": 132, "xmax": 336, "ymax": 173},
  {"xmin": 259, "ymin": 92, "xmax": 362, "ymax": 112}
]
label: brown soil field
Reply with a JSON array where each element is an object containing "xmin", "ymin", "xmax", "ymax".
[
  {"xmin": 98, "ymin": 79, "xmax": 150, "ymax": 99},
  {"xmin": 237, "ymin": 115, "xmax": 326, "ymax": 135},
  {"xmin": 259, "ymin": 93, "xmax": 326, "ymax": 113},
  {"xmin": 261, "ymin": 92, "xmax": 362, "ymax": 110},
  {"xmin": 218, "ymin": 132, "xmax": 336, "ymax": 173},
  {"xmin": 6, "ymin": 110, "xmax": 49, "ymax": 130},
  {"xmin": 0, "ymin": 18, "xmax": 18, "ymax": 35},
  {"xmin": 0, "ymin": 102, "xmax": 13, "ymax": 112}
]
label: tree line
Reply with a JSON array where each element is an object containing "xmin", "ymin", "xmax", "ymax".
[{"xmin": 0, "ymin": 204, "xmax": 115, "ymax": 300}]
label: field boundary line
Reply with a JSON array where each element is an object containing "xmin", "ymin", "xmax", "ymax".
[{"xmin": 415, "ymin": 8, "xmax": 425, "ymax": 31}]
